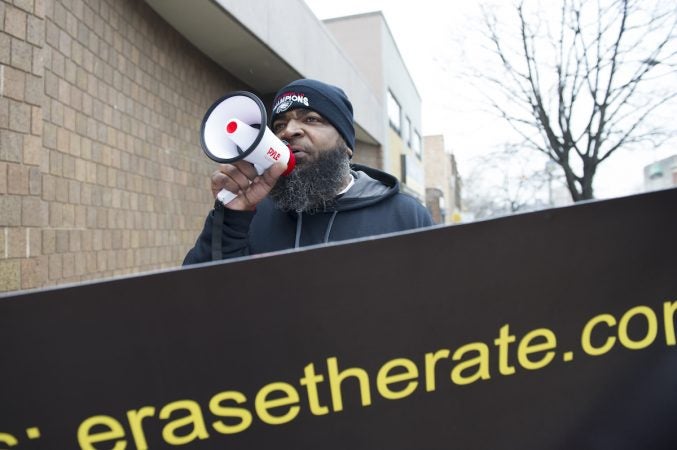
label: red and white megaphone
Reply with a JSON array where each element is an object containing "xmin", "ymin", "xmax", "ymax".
[{"xmin": 200, "ymin": 91, "xmax": 295, "ymax": 205}]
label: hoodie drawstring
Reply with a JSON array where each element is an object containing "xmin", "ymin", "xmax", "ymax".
[
  {"xmin": 323, "ymin": 210, "xmax": 338, "ymax": 243},
  {"xmin": 294, "ymin": 210, "xmax": 339, "ymax": 248},
  {"xmin": 294, "ymin": 211, "xmax": 303, "ymax": 248}
]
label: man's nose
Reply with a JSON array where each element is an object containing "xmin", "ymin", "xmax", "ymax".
[{"xmin": 279, "ymin": 119, "xmax": 304, "ymax": 140}]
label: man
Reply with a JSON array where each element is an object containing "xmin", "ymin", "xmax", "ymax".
[{"xmin": 183, "ymin": 79, "xmax": 432, "ymax": 264}]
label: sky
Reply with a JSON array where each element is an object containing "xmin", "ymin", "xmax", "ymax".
[{"xmin": 303, "ymin": 0, "xmax": 677, "ymax": 201}]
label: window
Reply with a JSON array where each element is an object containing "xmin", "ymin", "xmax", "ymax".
[
  {"xmin": 387, "ymin": 90, "xmax": 401, "ymax": 132},
  {"xmin": 403, "ymin": 116, "xmax": 411, "ymax": 146},
  {"xmin": 412, "ymin": 130, "xmax": 422, "ymax": 157}
]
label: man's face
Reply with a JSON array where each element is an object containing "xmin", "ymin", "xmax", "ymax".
[{"xmin": 272, "ymin": 108, "xmax": 353, "ymax": 165}]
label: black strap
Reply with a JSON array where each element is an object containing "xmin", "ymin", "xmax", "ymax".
[{"xmin": 211, "ymin": 202, "xmax": 224, "ymax": 261}]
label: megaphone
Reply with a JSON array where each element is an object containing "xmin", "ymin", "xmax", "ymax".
[{"xmin": 200, "ymin": 91, "xmax": 296, "ymax": 205}]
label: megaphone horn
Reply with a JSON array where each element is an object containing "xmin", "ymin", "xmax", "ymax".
[{"xmin": 200, "ymin": 91, "xmax": 295, "ymax": 205}]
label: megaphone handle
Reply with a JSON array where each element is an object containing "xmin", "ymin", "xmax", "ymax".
[{"xmin": 216, "ymin": 188, "xmax": 237, "ymax": 206}]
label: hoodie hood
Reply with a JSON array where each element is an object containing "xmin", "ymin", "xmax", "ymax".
[{"xmin": 333, "ymin": 164, "xmax": 400, "ymax": 212}]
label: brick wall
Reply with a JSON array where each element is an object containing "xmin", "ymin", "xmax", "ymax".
[{"xmin": 1, "ymin": 0, "xmax": 245, "ymax": 292}]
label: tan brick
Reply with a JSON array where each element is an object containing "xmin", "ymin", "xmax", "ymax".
[
  {"xmin": 23, "ymin": 134, "xmax": 41, "ymax": 165},
  {"xmin": 62, "ymin": 253, "xmax": 74, "ymax": 278},
  {"xmin": 2, "ymin": 65, "xmax": 25, "ymax": 101},
  {"xmin": 0, "ymin": 195, "xmax": 21, "ymax": 226},
  {"xmin": 85, "ymin": 205, "xmax": 96, "ymax": 228},
  {"xmin": 8, "ymin": 99, "xmax": 30, "ymax": 133},
  {"xmin": 0, "ymin": 162, "xmax": 6, "ymax": 194},
  {"xmin": 0, "ymin": 97, "xmax": 8, "ymax": 128},
  {"xmin": 4, "ymin": 5, "xmax": 27, "ymax": 40},
  {"xmin": 31, "ymin": 105, "xmax": 42, "ymax": 135},
  {"xmin": 11, "ymin": 39, "xmax": 32, "ymax": 72},
  {"xmin": 69, "ymin": 229, "xmax": 81, "ymax": 252},
  {"xmin": 26, "ymin": 15, "xmax": 44, "ymax": 46},
  {"xmin": 74, "ymin": 204, "xmax": 85, "ymax": 228},
  {"xmin": 64, "ymin": 59, "xmax": 76, "ymax": 85},
  {"xmin": 42, "ymin": 121, "xmax": 56, "ymax": 150},
  {"xmin": 51, "ymin": 98, "xmax": 64, "ymax": 126},
  {"xmin": 34, "ymin": 0, "xmax": 45, "ymax": 18},
  {"xmin": 85, "ymin": 160, "xmax": 96, "ymax": 183},
  {"xmin": 96, "ymin": 250, "xmax": 106, "ymax": 271},
  {"xmin": 28, "ymin": 166, "xmax": 40, "ymax": 195},
  {"xmin": 41, "ymin": 173, "xmax": 54, "ymax": 201},
  {"xmin": 62, "ymin": 153, "xmax": 75, "ymax": 179},
  {"xmin": 31, "ymin": 46, "xmax": 43, "ymax": 76},
  {"xmin": 62, "ymin": 203, "xmax": 74, "ymax": 227},
  {"xmin": 51, "ymin": 49, "xmax": 64, "ymax": 77},
  {"xmin": 0, "ymin": 260, "xmax": 21, "ymax": 292},
  {"xmin": 0, "ymin": 33, "xmax": 9, "ymax": 65},
  {"xmin": 7, "ymin": 163, "xmax": 29, "ymax": 194},
  {"xmin": 74, "ymin": 157, "xmax": 86, "ymax": 181},
  {"xmin": 27, "ymin": 227, "xmax": 41, "ymax": 257},
  {"xmin": 85, "ymin": 251, "xmax": 96, "ymax": 273},
  {"xmin": 74, "ymin": 251, "xmax": 86, "ymax": 276},
  {"xmin": 59, "ymin": 29, "xmax": 72, "ymax": 59},
  {"xmin": 55, "ymin": 229, "xmax": 68, "ymax": 253},
  {"xmin": 24, "ymin": 73, "xmax": 42, "ymax": 105},
  {"xmin": 21, "ymin": 255, "xmax": 47, "ymax": 290},
  {"xmin": 56, "ymin": 127, "xmax": 70, "ymax": 152},
  {"xmin": 68, "ymin": 179, "xmax": 80, "ymax": 203},
  {"xmin": 42, "ymin": 228, "xmax": 55, "ymax": 254},
  {"xmin": 55, "ymin": 177, "xmax": 68, "ymax": 202},
  {"xmin": 13, "ymin": 0, "xmax": 34, "ymax": 14},
  {"xmin": 49, "ymin": 202, "xmax": 62, "ymax": 227},
  {"xmin": 92, "ymin": 229, "xmax": 103, "ymax": 251},
  {"xmin": 22, "ymin": 195, "xmax": 46, "ymax": 227},
  {"xmin": 64, "ymin": 105, "xmax": 75, "ymax": 132},
  {"xmin": 44, "ymin": 69, "xmax": 58, "ymax": 99},
  {"xmin": 7, "ymin": 227, "xmax": 26, "ymax": 258},
  {"xmin": 47, "ymin": 253, "xmax": 61, "ymax": 280},
  {"xmin": 49, "ymin": 149, "xmax": 62, "ymax": 175}
]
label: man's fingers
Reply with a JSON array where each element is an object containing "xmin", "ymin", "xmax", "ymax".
[
  {"xmin": 211, "ymin": 163, "xmax": 256, "ymax": 198},
  {"xmin": 212, "ymin": 161, "xmax": 289, "ymax": 210},
  {"xmin": 231, "ymin": 160, "xmax": 259, "ymax": 179},
  {"xmin": 260, "ymin": 162, "xmax": 288, "ymax": 188},
  {"xmin": 238, "ymin": 163, "xmax": 287, "ymax": 206}
]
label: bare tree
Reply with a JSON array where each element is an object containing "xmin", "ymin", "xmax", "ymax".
[
  {"xmin": 462, "ymin": 145, "xmax": 560, "ymax": 220},
  {"xmin": 479, "ymin": 0, "xmax": 677, "ymax": 201}
]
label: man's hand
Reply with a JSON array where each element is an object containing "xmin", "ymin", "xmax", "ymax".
[{"xmin": 211, "ymin": 160, "xmax": 287, "ymax": 211}]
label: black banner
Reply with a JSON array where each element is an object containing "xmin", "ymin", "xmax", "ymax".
[{"xmin": 1, "ymin": 189, "xmax": 676, "ymax": 450}]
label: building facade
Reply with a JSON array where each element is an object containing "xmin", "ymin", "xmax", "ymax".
[
  {"xmin": 422, "ymin": 135, "xmax": 461, "ymax": 224},
  {"xmin": 0, "ymin": 0, "xmax": 421, "ymax": 292},
  {"xmin": 321, "ymin": 12, "xmax": 425, "ymax": 200},
  {"xmin": 644, "ymin": 154, "xmax": 677, "ymax": 192}
]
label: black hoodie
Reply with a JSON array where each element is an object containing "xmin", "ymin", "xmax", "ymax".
[{"xmin": 182, "ymin": 164, "xmax": 433, "ymax": 264}]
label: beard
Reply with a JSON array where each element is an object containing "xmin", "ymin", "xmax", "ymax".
[{"xmin": 269, "ymin": 144, "xmax": 351, "ymax": 213}]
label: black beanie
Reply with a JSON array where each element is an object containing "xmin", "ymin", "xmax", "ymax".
[{"xmin": 270, "ymin": 79, "xmax": 355, "ymax": 151}]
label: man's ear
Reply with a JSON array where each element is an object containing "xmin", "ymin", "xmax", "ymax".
[{"xmin": 346, "ymin": 147, "xmax": 354, "ymax": 158}]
